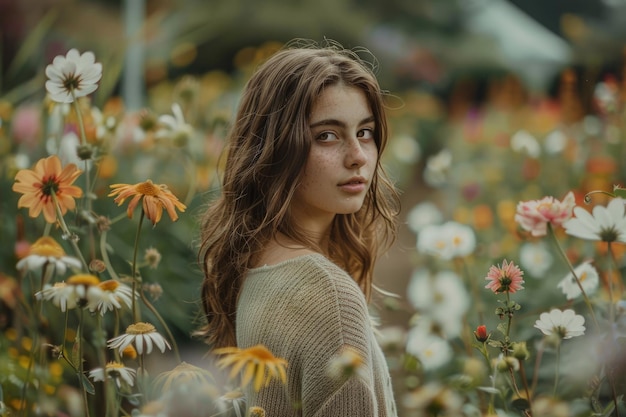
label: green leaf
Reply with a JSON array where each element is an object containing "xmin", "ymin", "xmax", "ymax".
[{"xmin": 80, "ymin": 373, "xmax": 96, "ymax": 395}]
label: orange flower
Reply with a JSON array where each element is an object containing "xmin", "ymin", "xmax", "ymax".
[
  {"xmin": 12, "ymin": 155, "xmax": 83, "ymax": 223},
  {"xmin": 108, "ymin": 180, "xmax": 186, "ymax": 225},
  {"xmin": 214, "ymin": 345, "xmax": 287, "ymax": 392}
]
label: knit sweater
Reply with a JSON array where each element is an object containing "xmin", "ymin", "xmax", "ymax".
[{"xmin": 236, "ymin": 253, "xmax": 398, "ymax": 417}]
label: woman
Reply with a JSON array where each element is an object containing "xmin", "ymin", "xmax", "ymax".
[{"xmin": 198, "ymin": 39, "xmax": 400, "ymax": 416}]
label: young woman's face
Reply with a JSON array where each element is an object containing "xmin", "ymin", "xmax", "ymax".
[{"xmin": 290, "ymin": 82, "xmax": 379, "ymax": 232}]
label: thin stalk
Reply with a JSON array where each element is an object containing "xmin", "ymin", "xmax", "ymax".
[
  {"xmin": 131, "ymin": 211, "xmax": 145, "ymax": 323},
  {"xmin": 139, "ymin": 291, "xmax": 180, "ymax": 362},
  {"xmin": 51, "ymin": 192, "xmax": 89, "ymax": 271},
  {"xmin": 553, "ymin": 344, "xmax": 561, "ymax": 397},
  {"xmin": 547, "ymin": 223, "xmax": 599, "ymax": 329},
  {"xmin": 77, "ymin": 308, "xmax": 91, "ymax": 417}
]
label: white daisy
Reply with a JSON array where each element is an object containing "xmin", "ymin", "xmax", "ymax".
[
  {"xmin": 36, "ymin": 282, "xmax": 78, "ymax": 312},
  {"xmin": 107, "ymin": 322, "xmax": 171, "ymax": 355},
  {"xmin": 519, "ymin": 241, "xmax": 553, "ymax": 277},
  {"xmin": 155, "ymin": 103, "xmax": 194, "ymax": 145},
  {"xmin": 407, "ymin": 269, "xmax": 470, "ymax": 338},
  {"xmin": 563, "ymin": 198, "xmax": 626, "ymax": 243},
  {"xmin": 511, "ymin": 129, "xmax": 541, "ymax": 158},
  {"xmin": 417, "ymin": 221, "xmax": 476, "ymax": 260},
  {"xmin": 406, "ymin": 201, "xmax": 443, "ymax": 234},
  {"xmin": 423, "ymin": 148, "xmax": 452, "ymax": 187},
  {"xmin": 45, "ymin": 49, "xmax": 102, "ymax": 103},
  {"xmin": 66, "ymin": 274, "xmax": 103, "ymax": 306},
  {"xmin": 89, "ymin": 361, "xmax": 136, "ymax": 388},
  {"xmin": 406, "ymin": 326, "xmax": 453, "ymax": 371},
  {"xmin": 87, "ymin": 280, "xmax": 134, "ymax": 315},
  {"xmin": 534, "ymin": 308, "xmax": 586, "ymax": 339},
  {"xmin": 557, "ymin": 261, "xmax": 599, "ymax": 300},
  {"xmin": 16, "ymin": 236, "xmax": 82, "ymax": 276}
]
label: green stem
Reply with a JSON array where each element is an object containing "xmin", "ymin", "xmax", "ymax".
[
  {"xmin": 100, "ymin": 229, "xmax": 121, "ymax": 281},
  {"xmin": 605, "ymin": 242, "xmax": 621, "ymax": 417},
  {"xmin": 77, "ymin": 308, "xmax": 91, "ymax": 417},
  {"xmin": 553, "ymin": 343, "xmax": 561, "ymax": 397},
  {"xmin": 131, "ymin": 211, "xmax": 145, "ymax": 323},
  {"xmin": 547, "ymin": 223, "xmax": 599, "ymax": 329},
  {"xmin": 51, "ymin": 192, "xmax": 89, "ymax": 271},
  {"xmin": 139, "ymin": 291, "xmax": 181, "ymax": 362}
]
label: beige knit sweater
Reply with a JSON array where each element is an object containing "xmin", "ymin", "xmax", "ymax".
[{"xmin": 236, "ymin": 253, "xmax": 398, "ymax": 417}]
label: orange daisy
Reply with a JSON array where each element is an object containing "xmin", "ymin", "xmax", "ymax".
[
  {"xmin": 214, "ymin": 345, "xmax": 287, "ymax": 392},
  {"xmin": 12, "ymin": 155, "xmax": 83, "ymax": 223},
  {"xmin": 108, "ymin": 180, "xmax": 186, "ymax": 225}
]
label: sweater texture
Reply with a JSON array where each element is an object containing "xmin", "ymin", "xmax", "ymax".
[{"xmin": 236, "ymin": 253, "xmax": 398, "ymax": 417}]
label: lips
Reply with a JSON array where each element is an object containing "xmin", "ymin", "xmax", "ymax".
[
  {"xmin": 338, "ymin": 176, "xmax": 366, "ymax": 186},
  {"xmin": 338, "ymin": 176, "xmax": 367, "ymax": 193}
]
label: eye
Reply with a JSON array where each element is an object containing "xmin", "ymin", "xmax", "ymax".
[
  {"xmin": 316, "ymin": 131, "xmax": 339, "ymax": 142},
  {"xmin": 357, "ymin": 127, "xmax": 374, "ymax": 140}
]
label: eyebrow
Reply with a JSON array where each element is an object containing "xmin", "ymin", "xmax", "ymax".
[{"xmin": 309, "ymin": 115, "xmax": 375, "ymax": 129}]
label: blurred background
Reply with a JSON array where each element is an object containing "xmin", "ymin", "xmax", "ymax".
[{"xmin": 3, "ymin": 0, "xmax": 626, "ymax": 414}]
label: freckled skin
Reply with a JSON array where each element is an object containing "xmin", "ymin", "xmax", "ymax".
[{"xmin": 290, "ymin": 83, "xmax": 378, "ymax": 235}]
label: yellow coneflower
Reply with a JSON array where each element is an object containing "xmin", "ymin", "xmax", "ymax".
[
  {"xmin": 214, "ymin": 344, "xmax": 287, "ymax": 392},
  {"xmin": 108, "ymin": 180, "xmax": 186, "ymax": 225}
]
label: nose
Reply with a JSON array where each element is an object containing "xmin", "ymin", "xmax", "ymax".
[{"xmin": 344, "ymin": 138, "xmax": 368, "ymax": 168}]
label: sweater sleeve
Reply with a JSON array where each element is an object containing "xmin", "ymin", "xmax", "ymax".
[{"xmin": 237, "ymin": 255, "xmax": 382, "ymax": 416}]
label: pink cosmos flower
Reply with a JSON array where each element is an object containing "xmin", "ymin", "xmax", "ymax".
[
  {"xmin": 484, "ymin": 259, "xmax": 525, "ymax": 294},
  {"xmin": 514, "ymin": 191, "xmax": 576, "ymax": 237}
]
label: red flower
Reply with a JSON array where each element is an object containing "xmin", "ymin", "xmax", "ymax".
[{"xmin": 474, "ymin": 325, "xmax": 489, "ymax": 343}]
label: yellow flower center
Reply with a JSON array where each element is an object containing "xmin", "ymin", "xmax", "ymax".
[
  {"xmin": 67, "ymin": 274, "xmax": 100, "ymax": 286},
  {"xmin": 579, "ymin": 271, "xmax": 588, "ymax": 283},
  {"xmin": 30, "ymin": 236, "xmax": 66, "ymax": 257},
  {"xmin": 98, "ymin": 280, "xmax": 120, "ymax": 292},
  {"xmin": 126, "ymin": 322, "xmax": 156, "ymax": 334},
  {"xmin": 105, "ymin": 361, "xmax": 125, "ymax": 370},
  {"xmin": 135, "ymin": 180, "xmax": 160, "ymax": 196}
]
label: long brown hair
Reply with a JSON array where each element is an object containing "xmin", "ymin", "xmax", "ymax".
[{"xmin": 197, "ymin": 40, "xmax": 400, "ymax": 349}]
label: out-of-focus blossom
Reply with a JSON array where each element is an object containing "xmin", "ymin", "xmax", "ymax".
[
  {"xmin": 16, "ymin": 236, "xmax": 82, "ymax": 276},
  {"xmin": 45, "ymin": 49, "xmax": 102, "ymax": 103},
  {"xmin": 12, "ymin": 104, "xmax": 41, "ymax": 148},
  {"xmin": 36, "ymin": 282, "xmax": 78, "ymax": 312},
  {"xmin": 47, "ymin": 131, "xmax": 93, "ymax": 169},
  {"xmin": 515, "ymin": 191, "xmax": 576, "ymax": 237},
  {"xmin": 390, "ymin": 134, "xmax": 421, "ymax": 164},
  {"xmin": 563, "ymin": 198, "xmax": 626, "ymax": 243},
  {"xmin": 543, "ymin": 129, "xmax": 567, "ymax": 154},
  {"xmin": 375, "ymin": 325, "xmax": 407, "ymax": 352},
  {"xmin": 326, "ymin": 345, "xmax": 367, "ymax": 381},
  {"xmin": 519, "ymin": 241, "xmax": 553, "ymax": 277},
  {"xmin": 156, "ymin": 103, "xmax": 194, "ymax": 146},
  {"xmin": 153, "ymin": 362, "xmax": 215, "ymax": 394},
  {"xmin": 510, "ymin": 129, "xmax": 541, "ymax": 158},
  {"xmin": 66, "ymin": 273, "xmax": 102, "ymax": 306},
  {"xmin": 144, "ymin": 247, "xmax": 162, "ymax": 269},
  {"xmin": 89, "ymin": 361, "xmax": 136, "ymax": 388},
  {"xmin": 107, "ymin": 322, "xmax": 171, "ymax": 355},
  {"xmin": 534, "ymin": 308, "xmax": 585, "ymax": 339},
  {"xmin": 406, "ymin": 201, "xmax": 443, "ymax": 234},
  {"xmin": 12, "ymin": 155, "xmax": 83, "ymax": 223},
  {"xmin": 557, "ymin": 261, "xmax": 599, "ymax": 300},
  {"xmin": 484, "ymin": 259, "xmax": 525, "ymax": 294},
  {"xmin": 417, "ymin": 221, "xmax": 476, "ymax": 260},
  {"xmin": 406, "ymin": 327, "xmax": 452, "ymax": 371},
  {"xmin": 108, "ymin": 180, "xmax": 187, "ymax": 225},
  {"xmin": 407, "ymin": 269, "xmax": 470, "ymax": 337},
  {"xmin": 593, "ymin": 76, "xmax": 619, "ymax": 115},
  {"xmin": 423, "ymin": 148, "xmax": 452, "ymax": 187},
  {"xmin": 402, "ymin": 382, "xmax": 464, "ymax": 416},
  {"xmin": 87, "ymin": 279, "xmax": 133, "ymax": 315},
  {"xmin": 214, "ymin": 344, "xmax": 287, "ymax": 392}
]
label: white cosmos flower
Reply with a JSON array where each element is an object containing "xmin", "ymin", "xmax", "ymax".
[
  {"xmin": 511, "ymin": 129, "xmax": 541, "ymax": 158},
  {"xmin": 557, "ymin": 261, "xmax": 599, "ymax": 300},
  {"xmin": 156, "ymin": 103, "xmax": 194, "ymax": 144},
  {"xmin": 534, "ymin": 308, "xmax": 586, "ymax": 339},
  {"xmin": 406, "ymin": 201, "xmax": 443, "ymax": 234},
  {"xmin": 563, "ymin": 198, "xmax": 626, "ymax": 243},
  {"xmin": 16, "ymin": 236, "xmax": 82, "ymax": 276},
  {"xmin": 417, "ymin": 221, "xmax": 476, "ymax": 260},
  {"xmin": 406, "ymin": 326, "xmax": 453, "ymax": 371},
  {"xmin": 87, "ymin": 280, "xmax": 134, "ymax": 315},
  {"xmin": 107, "ymin": 322, "xmax": 171, "ymax": 355},
  {"xmin": 407, "ymin": 269, "xmax": 470, "ymax": 338},
  {"xmin": 89, "ymin": 361, "xmax": 136, "ymax": 388},
  {"xmin": 519, "ymin": 241, "xmax": 553, "ymax": 277},
  {"xmin": 45, "ymin": 49, "xmax": 102, "ymax": 103}
]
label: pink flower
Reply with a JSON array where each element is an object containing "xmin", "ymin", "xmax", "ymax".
[
  {"xmin": 514, "ymin": 191, "xmax": 575, "ymax": 237},
  {"xmin": 485, "ymin": 259, "xmax": 525, "ymax": 294}
]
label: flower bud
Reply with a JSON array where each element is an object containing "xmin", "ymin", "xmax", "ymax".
[
  {"xmin": 473, "ymin": 325, "xmax": 489, "ymax": 343},
  {"xmin": 512, "ymin": 341, "xmax": 530, "ymax": 361}
]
